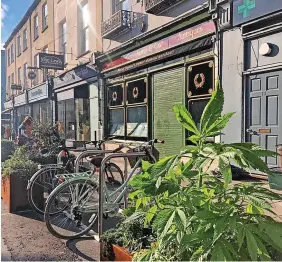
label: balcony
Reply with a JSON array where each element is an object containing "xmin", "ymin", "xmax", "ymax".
[
  {"xmin": 145, "ymin": 0, "xmax": 183, "ymax": 14},
  {"xmin": 101, "ymin": 10, "xmax": 132, "ymax": 39}
]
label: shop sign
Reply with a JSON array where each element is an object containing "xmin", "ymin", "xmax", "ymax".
[
  {"xmin": 28, "ymin": 83, "xmax": 49, "ymax": 103},
  {"xmin": 105, "ymin": 37, "xmax": 212, "ymax": 77},
  {"xmin": 53, "ymin": 64, "xmax": 98, "ymax": 89},
  {"xmin": 233, "ymin": 0, "xmax": 282, "ymax": 26},
  {"xmin": 4, "ymin": 100, "xmax": 13, "ymax": 110},
  {"xmin": 14, "ymin": 93, "xmax": 27, "ymax": 107},
  {"xmin": 39, "ymin": 53, "xmax": 65, "ymax": 70},
  {"xmin": 102, "ymin": 21, "xmax": 215, "ymax": 71}
]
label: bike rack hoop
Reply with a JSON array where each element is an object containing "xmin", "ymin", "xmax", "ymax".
[
  {"xmin": 74, "ymin": 150, "xmax": 114, "ymax": 173},
  {"xmin": 98, "ymin": 152, "xmax": 147, "ymax": 241}
]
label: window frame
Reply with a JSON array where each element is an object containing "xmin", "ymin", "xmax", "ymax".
[
  {"xmin": 34, "ymin": 15, "xmax": 39, "ymax": 40},
  {"xmin": 23, "ymin": 28, "xmax": 28, "ymax": 50},
  {"xmin": 42, "ymin": 2, "xmax": 48, "ymax": 30},
  {"xmin": 18, "ymin": 67, "xmax": 22, "ymax": 86},
  {"xmin": 11, "ymin": 44, "xmax": 14, "ymax": 63},
  {"xmin": 23, "ymin": 63, "xmax": 28, "ymax": 90},
  {"xmin": 60, "ymin": 20, "xmax": 67, "ymax": 63},
  {"xmin": 112, "ymin": 0, "xmax": 129, "ymax": 14},
  {"xmin": 107, "ymin": 77, "xmax": 149, "ymax": 141},
  {"xmin": 81, "ymin": 2, "xmax": 89, "ymax": 54},
  {"xmin": 17, "ymin": 35, "xmax": 21, "ymax": 56},
  {"xmin": 7, "ymin": 48, "xmax": 10, "ymax": 66}
]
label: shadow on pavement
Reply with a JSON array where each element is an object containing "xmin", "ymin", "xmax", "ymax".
[{"xmin": 66, "ymin": 237, "xmax": 98, "ymax": 261}]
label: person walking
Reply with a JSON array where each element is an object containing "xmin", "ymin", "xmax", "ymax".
[{"xmin": 17, "ymin": 116, "xmax": 33, "ymax": 146}]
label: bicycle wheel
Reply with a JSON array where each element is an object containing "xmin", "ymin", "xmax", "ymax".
[
  {"xmin": 44, "ymin": 178, "xmax": 99, "ymax": 239},
  {"xmin": 103, "ymin": 162, "xmax": 125, "ymax": 208},
  {"xmin": 27, "ymin": 166, "xmax": 68, "ymax": 215}
]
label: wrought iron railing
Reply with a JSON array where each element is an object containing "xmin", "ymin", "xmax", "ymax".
[
  {"xmin": 101, "ymin": 10, "xmax": 132, "ymax": 39},
  {"xmin": 145, "ymin": 0, "xmax": 183, "ymax": 14}
]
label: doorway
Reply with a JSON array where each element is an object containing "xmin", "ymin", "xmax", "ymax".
[{"xmin": 245, "ymin": 70, "xmax": 282, "ymax": 168}]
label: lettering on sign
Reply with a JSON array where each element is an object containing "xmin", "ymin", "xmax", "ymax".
[
  {"xmin": 39, "ymin": 53, "xmax": 65, "ymax": 70},
  {"xmin": 28, "ymin": 84, "xmax": 48, "ymax": 102},
  {"xmin": 14, "ymin": 93, "xmax": 27, "ymax": 106},
  {"xmin": 102, "ymin": 21, "xmax": 215, "ymax": 71}
]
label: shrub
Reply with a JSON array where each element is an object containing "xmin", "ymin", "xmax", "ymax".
[
  {"xmin": 128, "ymin": 80, "xmax": 282, "ymax": 261},
  {"xmin": 1, "ymin": 139, "xmax": 15, "ymax": 162},
  {"xmin": 2, "ymin": 147, "xmax": 38, "ymax": 179},
  {"xmin": 28, "ymin": 152, "xmax": 57, "ymax": 165}
]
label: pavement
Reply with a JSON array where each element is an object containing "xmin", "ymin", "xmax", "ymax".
[{"xmin": 1, "ymin": 199, "xmax": 101, "ymax": 261}]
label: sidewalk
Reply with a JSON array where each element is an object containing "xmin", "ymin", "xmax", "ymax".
[{"xmin": 1, "ymin": 199, "xmax": 100, "ymax": 261}]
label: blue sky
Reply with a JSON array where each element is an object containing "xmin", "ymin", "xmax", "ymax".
[{"xmin": 1, "ymin": 0, "xmax": 34, "ymax": 48}]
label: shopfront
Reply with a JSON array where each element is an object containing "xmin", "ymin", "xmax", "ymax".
[
  {"xmin": 100, "ymin": 18, "xmax": 216, "ymax": 157},
  {"xmin": 2, "ymin": 100, "xmax": 13, "ymax": 137},
  {"xmin": 28, "ymin": 83, "xmax": 52, "ymax": 123},
  {"xmin": 14, "ymin": 92, "xmax": 29, "ymax": 132},
  {"xmin": 53, "ymin": 64, "xmax": 99, "ymax": 146}
]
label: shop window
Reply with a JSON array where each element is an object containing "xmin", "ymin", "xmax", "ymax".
[
  {"xmin": 187, "ymin": 61, "xmax": 214, "ymax": 98},
  {"xmin": 76, "ymin": 99, "xmax": 91, "ymax": 141},
  {"xmin": 107, "ymin": 78, "xmax": 148, "ymax": 140},
  {"xmin": 57, "ymin": 101, "xmax": 66, "ymax": 139}
]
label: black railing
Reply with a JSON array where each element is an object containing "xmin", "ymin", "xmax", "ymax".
[
  {"xmin": 101, "ymin": 10, "xmax": 132, "ymax": 39},
  {"xmin": 145, "ymin": 0, "xmax": 183, "ymax": 14}
]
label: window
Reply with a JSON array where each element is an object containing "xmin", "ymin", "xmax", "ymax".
[
  {"xmin": 11, "ymin": 73, "xmax": 14, "ymax": 85},
  {"xmin": 17, "ymin": 35, "xmax": 21, "ymax": 56},
  {"xmin": 107, "ymin": 78, "xmax": 148, "ymax": 139},
  {"xmin": 81, "ymin": 3, "xmax": 89, "ymax": 53},
  {"xmin": 34, "ymin": 54, "xmax": 39, "ymax": 85},
  {"xmin": 8, "ymin": 76, "xmax": 10, "ymax": 91},
  {"xmin": 60, "ymin": 21, "xmax": 67, "ymax": 63},
  {"xmin": 18, "ymin": 67, "xmax": 22, "ymax": 86},
  {"xmin": 23, "ymin": 63, "xmax": 28, "ymax": 89},
  {"xmin": 11, "ymin": 44, "xmax": 14, "ymax": 63},
  {"xmin": 7, "ymin": 48, "xmax": 10, "ymax": 66},
  {"xmin": 42, "ymin": 2, "xmax": 48, "ymax": 29},
  {"xmin": 112, "ymin": 0, "xmax": 129, "ymax": 14},
  {"xmin": 23, "ymin": 29, "xmax": 28, "ymax": 50},
  {"xmin": 42, "ymin": 47, "xmax": 48, "ymax": 81},
  {"xmin": 34, "ymin": 15, "xmax": 39, "ymax": 39}
]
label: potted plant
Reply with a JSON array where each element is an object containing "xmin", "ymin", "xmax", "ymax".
[
  {"xmin": 1, "ymin": 147, "xmax": 40, "ymax": 213},
  {"xmin": 126, "ymin": 80, "xmax": 282, "ymax": 261},
  {"xmin": 101, "ymin": 214, "xmax": 156, "ymax": 261},
  {"xmin": 268, "ymin": 145, "xmax": 282, "ymax": 191}
]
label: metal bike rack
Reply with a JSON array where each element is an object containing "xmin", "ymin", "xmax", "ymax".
[{"xmin": 97, "ymin": 152, "xmax": 147, "ymax": 241}]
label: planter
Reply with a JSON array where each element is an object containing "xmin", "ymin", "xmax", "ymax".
[
  {"xmin": 1, "ymin": 173, "xmax": 44, "ymax": 213},
  {"xmin": 268, "ymin": 168, "xmax": 282, "ymax": 191},
  {"xmin": 112, "ymin": 245, "xmax": 132, "ymax": 261}
]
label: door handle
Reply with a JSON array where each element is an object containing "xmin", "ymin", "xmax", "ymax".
[{"xmin": 246, "ymin": 129, "xmax": 259, "ymax": 135}]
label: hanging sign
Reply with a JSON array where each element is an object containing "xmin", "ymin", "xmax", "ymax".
[
  {"xmin": 102, "ymin": 21, "xmax": 215, "ymax": 71},
  {"xmin": 39, "ymin": 53, "xmax": 65, "ymax": 70},
  {"xmin": 4, "ymin": 100, "xmax": 13, "ymax": 110}
]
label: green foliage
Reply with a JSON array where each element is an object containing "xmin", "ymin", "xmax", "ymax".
[
  {"xmin": 1, "ymin": 139, "xmax": 15, "ymax": 162},
  {"xmin": 31, "ymin": 120, "xmax": 58, "ymax": 148},
  {"xmin": 101, "ymin": 214, "xmax": 156, "ymax": 260},
  {"xmin": 2, "ymin": 147, "xmax": 38, "ymax": 179},
  {"xmin": 127, "ymin": 79, "xmax": 282, "ymax": 261}
]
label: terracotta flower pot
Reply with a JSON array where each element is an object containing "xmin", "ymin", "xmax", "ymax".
[{"xmin": 112, "ymin": 245, "xmax": 132, "ymax": 261}]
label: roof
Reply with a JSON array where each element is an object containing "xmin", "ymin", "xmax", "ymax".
[{"xmin": 4, "ymin": 0, "xmax": 40, "ymax": 48}]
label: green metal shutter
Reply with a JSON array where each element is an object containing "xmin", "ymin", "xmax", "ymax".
[{"xmin": 153, "ymin": 67, "xmax": 184, "ymax": 158}]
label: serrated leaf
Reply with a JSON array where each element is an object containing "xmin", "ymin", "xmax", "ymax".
[
  {"xmin": 173, "ymin": 103, "xmax": 200, "ymax": 135},
  {"xmin": 145, "ymin": 205, "xmax": 157, "ymax": 226},
  {"xmin": 200, "ymin": 78, "xmax": 224, "ymax": 134},
  {"xmin": 237, "ymin": 226, "xmax": 245, "ymax": 250},
  {"xmin": 188, "ymin": 135, "xmax": 201, "ymax": 144},
  {"xmin": 156, "ymin": 176, "xmax": 162, "ymax": 189},
  {"xmin": 161, "ymin": 211, "xmax": 175, "ymax": 238},
  {"xmin": 218, "ymin": 156, "xmax": 232, "ymax": 184},
  {"xmin": 246, "ymin": 229, "xmax": 258, "ymax": 261},
  {"xmin": 136, "ymin": 198, "xmax": 142, "ymax": 210},
  {"xmin": 177, "ymin": 209, "xmax": 186, "ymax": 228}
]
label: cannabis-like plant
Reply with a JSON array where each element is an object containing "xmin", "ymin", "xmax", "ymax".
[{"xmin": 127, "ymin": 80, "xmax": 282, "ymax": 261}]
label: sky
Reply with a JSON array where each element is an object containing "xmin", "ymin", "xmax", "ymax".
[{"xmin": 1, "ymin": 0, "xmax": 34, "ymax": 49}]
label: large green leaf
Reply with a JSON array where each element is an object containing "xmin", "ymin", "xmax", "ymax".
[
  {"xmin": 200, "ymin": 78, "xmax": 224, "ymax": 134},
  {"xmin": 218, "ymin": 156, "xmax": 232, "ymax": 184},
  {"xmin": 246, "ymin": 229, "xmax": 258, "ymax": 261},
  {"xmin": 160, "ymin": 211, "xmax": 176, "ymax": 238},
  {"xmin": 205, "ymin": 112, "xmax": 235, "ymax": 137},
  {"xmin": 173, "ymin": 104, "xmax": 200, "ymax": 135}
]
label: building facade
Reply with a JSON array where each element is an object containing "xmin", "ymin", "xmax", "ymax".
[
  {"xmin": 211, "ymin": 0, "xmax": 282, "ymax": 169},
  {"xmin": 99, "ymin": 0, "xmax": 217, "ymax": 157},
  {"xmin": 3, "ymin": 0, "xmax": 102, "ymax": 143}
]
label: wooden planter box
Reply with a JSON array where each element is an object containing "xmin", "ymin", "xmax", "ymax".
[
  {"xmin": 100, "ymin": 244, "xmax": 132, "ymax": 261},
  {"xmin": 1, "ymin": 173, "xmax": 44, "ymax": 213}
]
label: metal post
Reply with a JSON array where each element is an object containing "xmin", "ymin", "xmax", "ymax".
[{"xmin": 97, "ymin": 152, "xmax": 147, "ymax": 241}]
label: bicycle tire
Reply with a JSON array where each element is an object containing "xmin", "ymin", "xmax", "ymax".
[
  {"xmin": 27, "ymin": 166, "xmax": 68, "ymax": 215},
  {"xmin": 44, "ymin": 178, "xmax": 99, "ymax": 239}
]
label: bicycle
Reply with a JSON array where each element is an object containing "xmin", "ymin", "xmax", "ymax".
[
  {"xmin": 27, "ymin": 138, "xmax": 124, "ymax": 215},
  {"xmin": 44, "ymin": 139, "xmax": 164, "ymax": 239}
]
